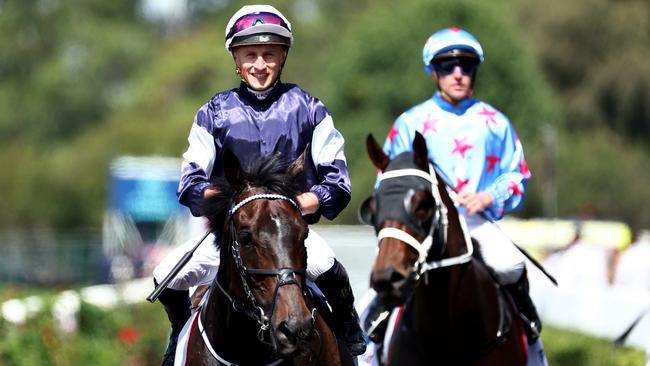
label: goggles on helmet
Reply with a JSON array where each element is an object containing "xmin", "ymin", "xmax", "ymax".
[
  {"xmin": 432, "ymin": 57, "xmax": 480, "ymax": 76},
  {"xmin": 422, "ymin": 27, "xmax": 484, "ymax": 76},
  {"xmin": 226, "ymin": 12, "xmax": 290, "ymax": 41}
]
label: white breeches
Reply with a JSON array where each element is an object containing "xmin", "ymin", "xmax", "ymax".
[
  {"xmin": 464, "ymin": 214, "xmax": 526, "ymax": 285},
  {"xmin": 153, "ymin": 228, "xmax": 336, "ymax": 291}
]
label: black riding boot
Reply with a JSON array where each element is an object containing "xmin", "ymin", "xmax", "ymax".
[
  {"xmin": 157, "ymin": 286, "xmax": 191, "ymax": 366},
  {"xmin": 504, "ymin": 271, "xmax": 542, "ymax": 344},
  {"xmin": 316, "ymin": 260, "xmax": 367, "ymax": 356}
]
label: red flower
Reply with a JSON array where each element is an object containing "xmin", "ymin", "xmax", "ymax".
[{"xmin": 118, "ymin": 326, "xmax": 139, "ymax": 345}]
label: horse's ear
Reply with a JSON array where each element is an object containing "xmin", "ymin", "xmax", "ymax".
[
  {"xmin": 222, "ymin": 148, "xmax": 245, "ymax": 186},
  {"xmin": 366, "ymin": 134, "xmax": 390, "ymax": 171},
  {"xmin": 412, "ymin": 132, "xmax": 429, "ymax": 171},
  {"xmin": 358, "ymin": 196, "xmax": 376, "ymax": 226},
  {"xmin": 287, "ymin": 144, "xmax": 308, "ymax": 182}
]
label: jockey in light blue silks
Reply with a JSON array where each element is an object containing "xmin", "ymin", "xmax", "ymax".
[{"xmin": 357, "ymin": 27, "xmax": 548, "ymax": 366}]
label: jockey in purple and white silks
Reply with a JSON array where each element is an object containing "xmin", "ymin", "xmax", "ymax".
[
  {"xmin": 152, "ymin": 5, "xmax": 366, "ymax": 365},
  {"xmin": 177, "ymin": 83, "xmax": 350, "ymax": 224},
  {"xmin": 359, "ymin": 27, "xmax": 548, "ymax": 366}
]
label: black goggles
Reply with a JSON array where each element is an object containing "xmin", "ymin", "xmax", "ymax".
[{"xmin": 432, "ymin": 57, "xmax": 479, "ymax": 76}]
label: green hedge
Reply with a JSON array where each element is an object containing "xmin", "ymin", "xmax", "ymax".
[
  {"xmin": 541, "ymin": 325, "xmax": 646, "ymax": 366},
  {"xmin": 0, "ymin": 300, "xmax": 646, "ymax": 365}
]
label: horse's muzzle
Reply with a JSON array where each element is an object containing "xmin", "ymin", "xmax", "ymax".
[
  {"xmin": 272, "ymin": 289, "xmax": 315, "ymax": 357},
  {"xmin": 371, "ymin": 267, "xmax": 415, "ymax": 308}
]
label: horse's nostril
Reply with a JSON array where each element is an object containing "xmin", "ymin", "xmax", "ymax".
[
  {"xmin": 390, "ymin": 270, "xmax": 406, "ymax": 284},
  {"xmin": 278, "ymin": 320, "xmax": 295, "ymax": 341},
  {"xmin": 372, "ymin": 277, "xmax": 393, "ymax": 295},
  {"xmin": 277, "ymin": 316, "xmax": 313, "ymax": 352},
  {"xmin": 372, "ymin": 269, "xmax": 405, "ymax": 292}
]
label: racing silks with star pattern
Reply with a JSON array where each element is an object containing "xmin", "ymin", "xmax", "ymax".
[{"xmin": 383, "ymin": 91, "xmax": 531, "ymax": 221}]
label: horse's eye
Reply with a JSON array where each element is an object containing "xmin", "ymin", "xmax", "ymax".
[
  {"xmin": 238, "ymin": 230, "xmax": 253, "ymax": 246},
  {"xmin": 411, "ymin": 191, "xmax": 435, "ymax": 224}
]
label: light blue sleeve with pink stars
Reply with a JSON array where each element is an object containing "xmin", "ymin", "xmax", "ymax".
[{"xmin": 382, "ymin": 93, "xmax": 531, "ymax": 221}]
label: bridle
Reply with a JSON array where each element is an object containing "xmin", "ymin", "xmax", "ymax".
[
  {"xmin": 376, "ymin": 164, "xmax": 473, "ymax": 279},
  {"xmin": 214, "ymin": 193, "xmax": 316, "ymax": 345},
  {"xmin": 375, "ymin": 163, "xmax": 514, "ymax": 356}
]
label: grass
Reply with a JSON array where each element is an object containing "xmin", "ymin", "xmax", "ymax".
[{"xmin": 542, "ymin": 325, "xmax": 646, "ymax": 366}]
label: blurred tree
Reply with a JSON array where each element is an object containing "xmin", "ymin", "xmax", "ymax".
[
  {"xmin": 0, "ymin": 0, "xmax": 157, "ymax": 145},
  {"xmin": 519, "ymin": 0, "xmax": 650, "ymax": 230},
  {"xmin": 0, "ymin": 0, "xmax": 647, "ymax": 232},
  {"xmin": 520, "ymin": 0, "xmax": 650, "ymax": 144}
]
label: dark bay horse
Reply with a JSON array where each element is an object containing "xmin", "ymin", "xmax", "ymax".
[
  {"xmin": 359, "ymin": 132, "xmax": 527, "ymax": 366},
  {"xmin": 183, "ymin": 149, "xmax": 346, "ymax": 365}
]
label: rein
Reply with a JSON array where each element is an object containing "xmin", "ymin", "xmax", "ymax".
[{"xmin": 376, "ymin": 164, "xmax": 473, "ymax": 277}]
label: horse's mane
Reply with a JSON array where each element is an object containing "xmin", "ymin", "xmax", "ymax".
[{"xmin": 200, "ymin": 152, "xmax": 303, "ymax": 234}]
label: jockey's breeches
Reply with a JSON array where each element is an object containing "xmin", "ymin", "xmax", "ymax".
[
  {"xmin": 152, "ymin": 228, "xmax": 336, "ymax": 291},
  {"xmin": 464, "ymin": 214, "xmax": 526, "ymax": 285}
]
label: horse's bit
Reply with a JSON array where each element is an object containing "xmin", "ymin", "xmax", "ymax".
[{"xmin": 376, "ymin": 164, "xmax": 473, "ymax": 278}]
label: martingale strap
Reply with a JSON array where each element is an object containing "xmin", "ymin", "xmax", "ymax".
[{"xmin": 196, "ymin": 306, "xmax": 284, "ymax": 366}]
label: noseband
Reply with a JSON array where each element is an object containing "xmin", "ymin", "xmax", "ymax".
[
  {"xmin": 376, "ymin": 164, "xmax": 473, "ymax": 278},
  {"xmin": 215, "ymin": 193, "xmax": 315, "ymax": 345}
]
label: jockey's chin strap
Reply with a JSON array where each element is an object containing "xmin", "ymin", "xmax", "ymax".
[{"xmin": 376, "ymin": 164, "xmax": 473, "ymax": 279}]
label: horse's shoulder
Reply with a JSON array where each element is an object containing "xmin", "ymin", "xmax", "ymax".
[{"xmin": 191, "ymin": 285, "xmax": 210, "ymax": 310}]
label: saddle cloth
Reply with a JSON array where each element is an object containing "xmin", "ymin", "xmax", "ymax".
[{"xmin": 174, "ymin": 287, "xmax": 211, "ymax": 366}]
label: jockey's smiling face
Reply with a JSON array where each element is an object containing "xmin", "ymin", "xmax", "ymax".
[{"xmin": 233, "ymin": 44, "xmax": 287, "ymax": 91}]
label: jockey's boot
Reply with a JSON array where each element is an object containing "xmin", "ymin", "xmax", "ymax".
[
  {"xmin": 362, "ymin": 295, "xmax": 390, "ymax": 344},
  {"xmin": 158, "ymin": 286, "xmax": 191, "ymax": 366},
  {"xmin": 316, "ymin": 260, "xmax": 367, "ymax": 356},
  {"xmin": 504, "ymin": 270, "xmax": 542, "ymax": 344}
]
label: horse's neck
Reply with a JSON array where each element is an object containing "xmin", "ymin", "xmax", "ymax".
[{"xmin": 411, "ymin": 258, "xmax": 502, "ymax": 349}]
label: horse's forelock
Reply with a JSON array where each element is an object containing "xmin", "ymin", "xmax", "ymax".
[
  {"xmin": 242, "ymin": 153, "xmax": 301, "ymax": 198},
  {"xmin": 202, "ymin": 154, "xmax": 302, "ymax": 234}
]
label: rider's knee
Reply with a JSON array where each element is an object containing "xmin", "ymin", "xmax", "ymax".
[
  {"xmin": 305, "ymin": 229, "xmax": 336, "ymax": 281},
  {"xmin": 493, "ymin": 261, "xmax": 526, "ymax": 285}
]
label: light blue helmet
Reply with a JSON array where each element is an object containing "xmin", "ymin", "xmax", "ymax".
[{"xmin": 422, "ymin": 27, "xmax": 484, "ymax": 76}]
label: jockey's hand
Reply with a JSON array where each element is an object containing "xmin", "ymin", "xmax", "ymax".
[
  {"xmin": 203, "ymin": 187, "xmax": 220, "ymax": 198},
  {"xmin": 296, "ymin": 192, "xmax": 319, "ymax": 215},
  {"xmin": 455, "ymin": 191, "xmax": 493, "ymax": 216}
]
